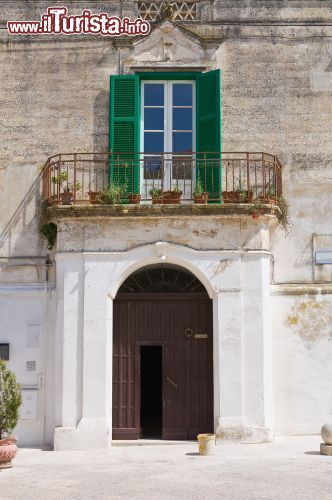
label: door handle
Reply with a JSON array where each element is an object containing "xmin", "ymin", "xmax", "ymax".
[{"xmin": 166, "ymin": 376, "xmax": 178, "ymax": 389}]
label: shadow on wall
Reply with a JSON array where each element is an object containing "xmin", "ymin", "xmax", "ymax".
[
  {"xmin": 0, "ymin": 90, "xmax": 109, "ymax": 256},
  {"xmin": 93, "ymin": 90, "xmax": 109, "ymax": 153},
  {"xmin": 0, "ymin": 170, "xmax": 43, "ymax": 256}
]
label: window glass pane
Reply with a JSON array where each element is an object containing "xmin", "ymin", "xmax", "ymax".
[
  {"xmin": 172, "ymin": 157, "xmax": 192, "ymax": 179},
  {"xmin": 173, "ymin": 108, "xmax": 192, "ymax": 131},
  {"xmin": 144, "ymin": 156, "xmax": 162, "ymax": 179},
  {"xmin": 144, "ymin": 108, "xmax": 164, "ymax": 130},
  {"xmin": 172, "ymin": 132, "xmax": 192, "ymax": 154},
  {"xmin": 144, "ymin": 84, "xmax": 164, "ymax": 106},
  {"xmin": 173, "ymin": 84, "xmax": 192, "ymax": 106},
  {"xmin": 144, "ymin": 132, "xmax": 164, "ymax": 153}
]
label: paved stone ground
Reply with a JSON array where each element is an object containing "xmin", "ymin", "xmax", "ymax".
[{"xmin": 1, "ymin": 436, "xmax": 331, "ymax": 499}]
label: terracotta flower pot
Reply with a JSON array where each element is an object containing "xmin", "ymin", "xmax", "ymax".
[
  {"xmin": 60, "ymin": 191, "xmax": 73, "ymax": 205},
  {"xmin": 152, "ymin": 198, "xmax": 162, "ymax": 204},
  {"xmin": 127, "ymin": 194, "xmax": 141, "ymax": 204},
  {"xmin": 0, "ymin": 437, "xmax": 18, "ymax": 469},
  {"xmin": 161, "ymin": 191, "xmax": 182, "ymax": 204},
  {"xmin": 222, "ymin": 191, "xmax": 253, "ymax": 203},
  {"xmin": 258, "ymin": 196, "xmax": 278, "ymax": 205},
  {"xmin": 88, "ymin": 191, "xmax": 100, "ymax": 204},
  {"xmin": 194, "ymin": 193, "xmax": 209, "ymax": 204}
]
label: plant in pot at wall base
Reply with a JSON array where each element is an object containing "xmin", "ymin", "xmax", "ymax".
[
  {"xmin": 0, "ymin": 360, "xmax": 22, "ymax": 469},
  {"xmin": 193, "ymin": 179, "xmax": 209, "ymax": 204},
  {"xmin": 52, "ymin": 172, "xmax": 81, "ymax": 205}
]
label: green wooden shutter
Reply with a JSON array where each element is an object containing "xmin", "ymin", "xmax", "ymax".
[
  {"xmin": 196, "ymin": 70, "xmax": 222, "ymax": 202},
  {"xmin": 109, "ymin": 75, "xmax": 140, "ymax": 196}
]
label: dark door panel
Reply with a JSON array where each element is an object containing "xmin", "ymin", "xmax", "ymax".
[
  {"xmin": 162, "ymin": 342, "xmax": 188, "ymax": 439},
  {"xmin": 112, "ymin": 295, "xmax": 213, "ymax": 440}
]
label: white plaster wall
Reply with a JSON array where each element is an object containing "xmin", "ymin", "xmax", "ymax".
[
  {"xmin": 0, "ymin": 287, "xmax": 55, "ymax": 447},
  {"xmin": 53, "ymin": 243, "xmax": 273, "ymax": 449},
  {"xmin": 272, "ymin": 292, "xmax": 332, "ymax": 435}
]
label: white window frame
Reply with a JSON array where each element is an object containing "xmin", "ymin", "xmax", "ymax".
[{"xmin": 140, "ymin": 80, "xmax": 196, "ymax": 192}]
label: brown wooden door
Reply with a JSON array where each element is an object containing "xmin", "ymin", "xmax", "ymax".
[{"xmin": 112, "ymin": 294, "xmax": 213, "ymax": 440}]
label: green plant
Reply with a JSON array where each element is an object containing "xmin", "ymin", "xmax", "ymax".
[
  {"xmin": 278, "ymin": 195, "xmax": 290, "ymax": 230},
  {"xmin": 250, "ymin": 195, "xmax": 290, "ymax": 231},
  {"xmin": 52, "ymin": 172, "xmax": 81, "ymax": 193},
  {"xmin": 236, "ymin": 188, "xmax": 250, "ymax": 202},
  {"xmin": 97, "ymin": 182, "xmax": 127, "ymax": 204},
  {"xmin": 171, "ymin": 183, "xmax": 182, "ymax": 194},
  {"xmin": 263, "ymin": 186, "xmax": 276, "ymax": 198},
  {"xmin": 0, "ymin": 360, "xmax": 22, "ymax": 440},
  {"xmin": 40, "ymin": 222, "xmax": 57, "ymax": 250},
  {"xmin": 193, "ymin": 179, "xmax": 204, "ymax": 197},
  {"xmin": 39, "ymin": 200, "xmax": 57, "ymax": 250},
  {"xmin": 149, "ymin": 188, "xmax": 162, "ymax": 199}
]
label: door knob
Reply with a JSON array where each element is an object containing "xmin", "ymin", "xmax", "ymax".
[{"xmin": 184, "ymin": 328, "xmax": 193, "ymax": 338}]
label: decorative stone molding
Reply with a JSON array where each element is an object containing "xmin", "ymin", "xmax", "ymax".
[
  {"xmin": 155, "ymin": 241, "xmax": 169, "ymax": 261},
  {"xmin": 138, "ymin": 1, "xmax": 198, "ymax": 22},
  {"xmin": 117, "ymin": 19, "xmax": 222, "ymax": 73}
]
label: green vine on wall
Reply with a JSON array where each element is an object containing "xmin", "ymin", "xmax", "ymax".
[
  {"xmin": 39, "ymin": 200, "xmax": 57, "ymax": 250},
  {"xmin": 250, "ymin": 196, "xmax": 290, "ymax": 231}
]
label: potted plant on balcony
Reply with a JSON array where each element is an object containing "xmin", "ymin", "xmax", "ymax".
[
  {"xmin": 0, "ymin": 360, "xmax": 22, "ymax": 469},
  {"xmin": 149, "ymin": 188, "xmax": 163, "ymax": 204},
  {"xmin": 193, "ymin": 180, "xmax": 208, "ymax": 204},
  {"xmin": 149, "ymin": 185, "xmax": 182, "ymax": 204},
  {"xmin": 96, "ymin": 182, "xmax": 127, "ymax": 205},
  {"xmin": 88, "ymin": 191, "xmax": 99, "ymax": 204},
  {"xmin": 127, "ymin": 193, "xmax": 141, "ymax": 204},
  {"xmin": 257, "ymin": 187, "xmax": 278, "ymax": 205},
  {"xmin": 162, "ymin": 183, "xmax": 183, "ymax": 204},
  {"xmin": 51, "ymin": 172, "xmax": 81, "ymax": 205},
  {"xmin": 222, "ymin": 188, "xmax": 253, "ymax": 203}
]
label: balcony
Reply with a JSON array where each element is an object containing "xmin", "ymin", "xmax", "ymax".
[{"xmin": 41, "ymin": 151, "xmax": 283, "ymax": 219}]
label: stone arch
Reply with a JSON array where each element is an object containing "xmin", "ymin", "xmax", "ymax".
[{"xmin": 108, "ymin": 242, "xmax": 216, "ymax": 299}]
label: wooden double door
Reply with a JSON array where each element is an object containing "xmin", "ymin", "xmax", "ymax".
[{"xmin": 112, "ymin": 294, "xmax": 213, "ymax": 440}]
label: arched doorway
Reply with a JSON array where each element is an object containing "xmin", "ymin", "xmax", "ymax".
[{"xmin": 112, "ymin": 264, "xmax": 213, "ymax": 440}]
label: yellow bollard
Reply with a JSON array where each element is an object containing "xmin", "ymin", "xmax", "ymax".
[{"xmin": 197, "ymin": 433, "xmax": 216, "ymax": 455}]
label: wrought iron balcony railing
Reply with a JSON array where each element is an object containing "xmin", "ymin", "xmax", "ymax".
[{"xmin": 41, "ymin": 151, "xmax": 282, "ymax": 206}]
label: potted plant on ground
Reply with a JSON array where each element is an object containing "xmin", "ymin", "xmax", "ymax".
[
  {"xmin": 52, "ymin": 172, "xmax": 81, "ymax": 205},
  {"xmin": 0, "ymin": 360, "xmax": 22, "ymax": 469},
  {"xmin": 96, "ymin": 182, "xmax": 127, "ymax": 205},
  {"xmin": 193, "ymin": 180, "xmax": 208, "ymax": 204}
]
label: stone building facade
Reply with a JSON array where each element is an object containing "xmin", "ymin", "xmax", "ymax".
[{"xmin": 0, "ymin": 0, "xmax": 332, "ymax": 449}]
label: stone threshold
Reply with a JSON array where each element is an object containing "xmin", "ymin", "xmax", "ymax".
[{"xmin": 112, "ymin": 439, "xmax": 197, "ymax": 446}]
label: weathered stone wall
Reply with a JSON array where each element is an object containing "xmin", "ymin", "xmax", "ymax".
[{"xmin": 0, "ymin": 0, "xmax": 331, "ymax": 280}]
